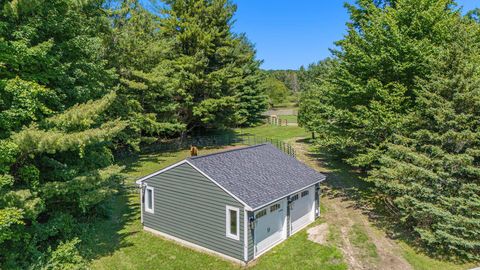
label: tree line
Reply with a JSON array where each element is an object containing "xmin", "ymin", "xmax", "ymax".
[
  {"xmin": 0, "ymin": 0, "xmax": 267, "ymax": 268},
  {"xmin": 299, "ymin": 0, "xmax": 480, "ymax": 261}
]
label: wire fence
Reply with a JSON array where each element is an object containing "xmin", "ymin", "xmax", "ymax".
[
  {"xmin": 145, "ymin": 133, "xmax": 296, "ymax": 158},
  {"xmin": 125, "ymin": 134, "xmax": 296, "ymax": 193}
]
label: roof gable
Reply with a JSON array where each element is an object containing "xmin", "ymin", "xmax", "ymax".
[
  {"xmin": 137, "ymin": 144, "xmax": 326, "ymax": 210},
  {"xmin": 136, "ymin": 160, "xmax": 251, "ymax": 210}
]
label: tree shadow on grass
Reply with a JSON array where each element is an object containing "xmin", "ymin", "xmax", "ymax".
[
  {"xmin": 78, "ymin": 145, "xmax": 180, "ymax": 263},
  {"xmin": 293, "ymin": 138, "xmax": 427, "ymax": 249},
  {"xmin": 78, "ymin": 190, "xmax": 140, "ymax": 261},
  {"xmin": 293, "ymin": 138, "xmax": 404, "ymax": 231},
  {"xmin": 77, "ymin": 134, "xmax": 254, "ymax": 265},
  {"xmin": 118, "ymin": 150, "xmax": 183, "ymax": 176},
  {"xmin": 294, "ymin": 139, "xmax": 373, "ymax": 202}
]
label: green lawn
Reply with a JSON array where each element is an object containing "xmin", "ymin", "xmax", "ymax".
[
  {"xmin": 348, "ymin": 224, "xmax": 379, "ymax": 265},
  {"xmin": 84, "ymin": 124, "xmax": 475, "ymax": 270},
  {"xmin": 271, "ymin": 102, "xmax": 297, "ymax": 108},
  {"xmin": 85, "ymin": 125, "xmax": 346, "ymax": 270},
  {"xmin": 236, "ymin": 124, "xmax": 307, "ymax": 141},
  {"xmin": 399, "ymin": 243, "xmax": 476, "ymax": 270},
  {"xmin": 278, "ymin": 114, "xmax": 298, "ymax": 123}
]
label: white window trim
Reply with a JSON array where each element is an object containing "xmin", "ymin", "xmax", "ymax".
[
  {"xmin": 145, "ymin": 186, "xmax": 154, "ymax": 214},
  {"xmin": 226, "ymin": 205, "xmax": 240, "ymax": 240}
]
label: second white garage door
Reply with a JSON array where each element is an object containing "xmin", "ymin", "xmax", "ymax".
[{"xmin": 290, "ymin": 186, "xmax": 315, "ymax": 235}]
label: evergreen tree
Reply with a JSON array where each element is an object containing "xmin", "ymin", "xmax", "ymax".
[
  {"xmin": 0, "ymin": 1, "xmax": 125, "ymax": 267},
  {"xmin": 0, "ymin": 93, "xmax": 126, "ymax": 268},
  {"xmin": 233, "ymin": 36, "xmax": 268, "ymax": 126},
  {"xmin": 368, "ymin": 17, "xmax": 480, "ymax": 260},
  {"xmin": 159, "ymin": 0, "xmax": 267, "ymax": 132},
  {"xmin": 298, "ymin": 58, "xmax": 337, "ymax": 134},
  {"xmin": 108, "ymin": 0, "xmax": 184, "ymax": 149},
  {"xmin": 0, "ymin": 0, "xmax": 115, "ymax": 108},
  {"xmin": 301, "ymin": 0, "xmax": 460, "ymax": 168}
]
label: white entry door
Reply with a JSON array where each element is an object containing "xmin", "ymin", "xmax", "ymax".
[
  {"xmin": 254, "ymin": 198, "xmax": 287, "ymax": 257},
  {"xmin": 290, "ymin": 186, "xmax": 315, "ymax": 235}
]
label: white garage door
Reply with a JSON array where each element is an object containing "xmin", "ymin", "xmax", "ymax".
[
  {"xmin": 254, "ymin": 198, "xmax": 287, "ymax": 257},
  {"xmin": 290, "ymin": 186, "xmax": 315, "ymax": 235}
]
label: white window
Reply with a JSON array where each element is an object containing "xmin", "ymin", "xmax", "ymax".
[
  {"xmin": 145, "ymin": 186, "xmax": 154, "ymax": 213},
  {"xmin": 270, "ymin": 203, "xmax": 280, "ymax": 212},
  {"xmin": 255, "ymin": 209, "xmax": 267, "ymax": 219},
  {"xmin": 226, "ymin": 205, "xmax": 240, "ymax": 240}
]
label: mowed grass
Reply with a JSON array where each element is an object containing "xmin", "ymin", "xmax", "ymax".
[
  {"xmin": 84, "ymin": 124, "xmax": 473, "ymax": 270},
  {"xmin": 86, "ymin": 125, "xmax": 346, "ymax": 270},
  {"xmin": 236, "ymin": 124, "xmax": 308, "ymax": 141},
  {"xmin": 252, "ymin": 227, "xmax": 346, "ymax": 270},
  {"xmin": 278, "ymin": 114, "xmax": 298, "ymax": 123}
]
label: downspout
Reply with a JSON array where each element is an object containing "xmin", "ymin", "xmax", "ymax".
[
  {"xmin": 139, "ymin": 183, "xmax": 146, "ymax": 224},
  {"xmin": 315, "ymin": 183, "xmax": 320, "ymax": 218},
  {"xmin": 286, "ymin": 195, "xmax": 292, "ymax": 237},
  {"xmin": 243, "ymin": 209, "xmax": 248, "ymax": 262}
]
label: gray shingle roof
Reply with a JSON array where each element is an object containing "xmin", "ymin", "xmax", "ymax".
[{"xmin": 187, "ymin": 143, "xmax": 326, "ymax": 210}]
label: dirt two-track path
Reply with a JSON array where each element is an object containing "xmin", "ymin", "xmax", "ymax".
[{"xmin": 290, "ymin": 138, "xmax": 412, "ymax": 270}]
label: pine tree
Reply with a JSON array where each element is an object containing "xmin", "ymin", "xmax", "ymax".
[
  {"xmin": 0, "ymin": 0, "xmax": 115, "ymax": 108},
  {"xmin": 108, "ymin": 0, "xmax": 184, "ymax": 149},
  {"xmin": 0, "ymin": 93, "xmax": 126, "ymax": 267},
  {"xmin": 0, "ymin": 1, "xmax": 125, "ymax": 267},
  {"xmin": 300, "ymin": 0, "xmax": 460, "ymax": 168},
  {"xmin": 233, "ymin": 36, "xmax": 268, "ymax": 126},
  {"xmin": 159, "ymin": 0, "xmax": 267, "ymax": 132},
  {"xmin": 368, "ymin": 17, "xmax": 480, "ymax": 260}
]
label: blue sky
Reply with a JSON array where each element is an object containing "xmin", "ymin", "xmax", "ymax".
[{"xmin": 232, "ymin": 0, "xmax": 480, "ymax": 70}]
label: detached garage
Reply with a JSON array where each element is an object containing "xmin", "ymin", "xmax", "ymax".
[{"xmin": 136, "ymin": 143, "xmax": 326, "ymax": 264}]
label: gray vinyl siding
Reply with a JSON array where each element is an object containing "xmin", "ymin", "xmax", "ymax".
[{"xmin": 142, "ymin": 162, "xmax": 246, "ymax": 261}]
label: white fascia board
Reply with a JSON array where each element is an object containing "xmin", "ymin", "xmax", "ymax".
[
  {"xmin": 186, "ymin": 160, "xmax": 253, "ymax": 211},
  {"xmin": 250, "ymin": 181, "xmax": 322, "ymax": 211},
  {"xmin": 135, "ymin": 160, "xmax": 187, "ymax": 185}
]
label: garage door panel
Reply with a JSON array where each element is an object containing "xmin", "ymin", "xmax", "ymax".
[
  {"xmin": 290, "ymin": 186, "xmax": 315, "ymax": 234},
  {"xmin": 292, "ymin": 212, "xmax": 311, "ymax": 232},
  {"xmin": 254, "ymin": 199, "xmax": 287, "ymax": 256},
  {"xmin": 255, "ymin": 231, "xmax": 283, "ymax": 254}
]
